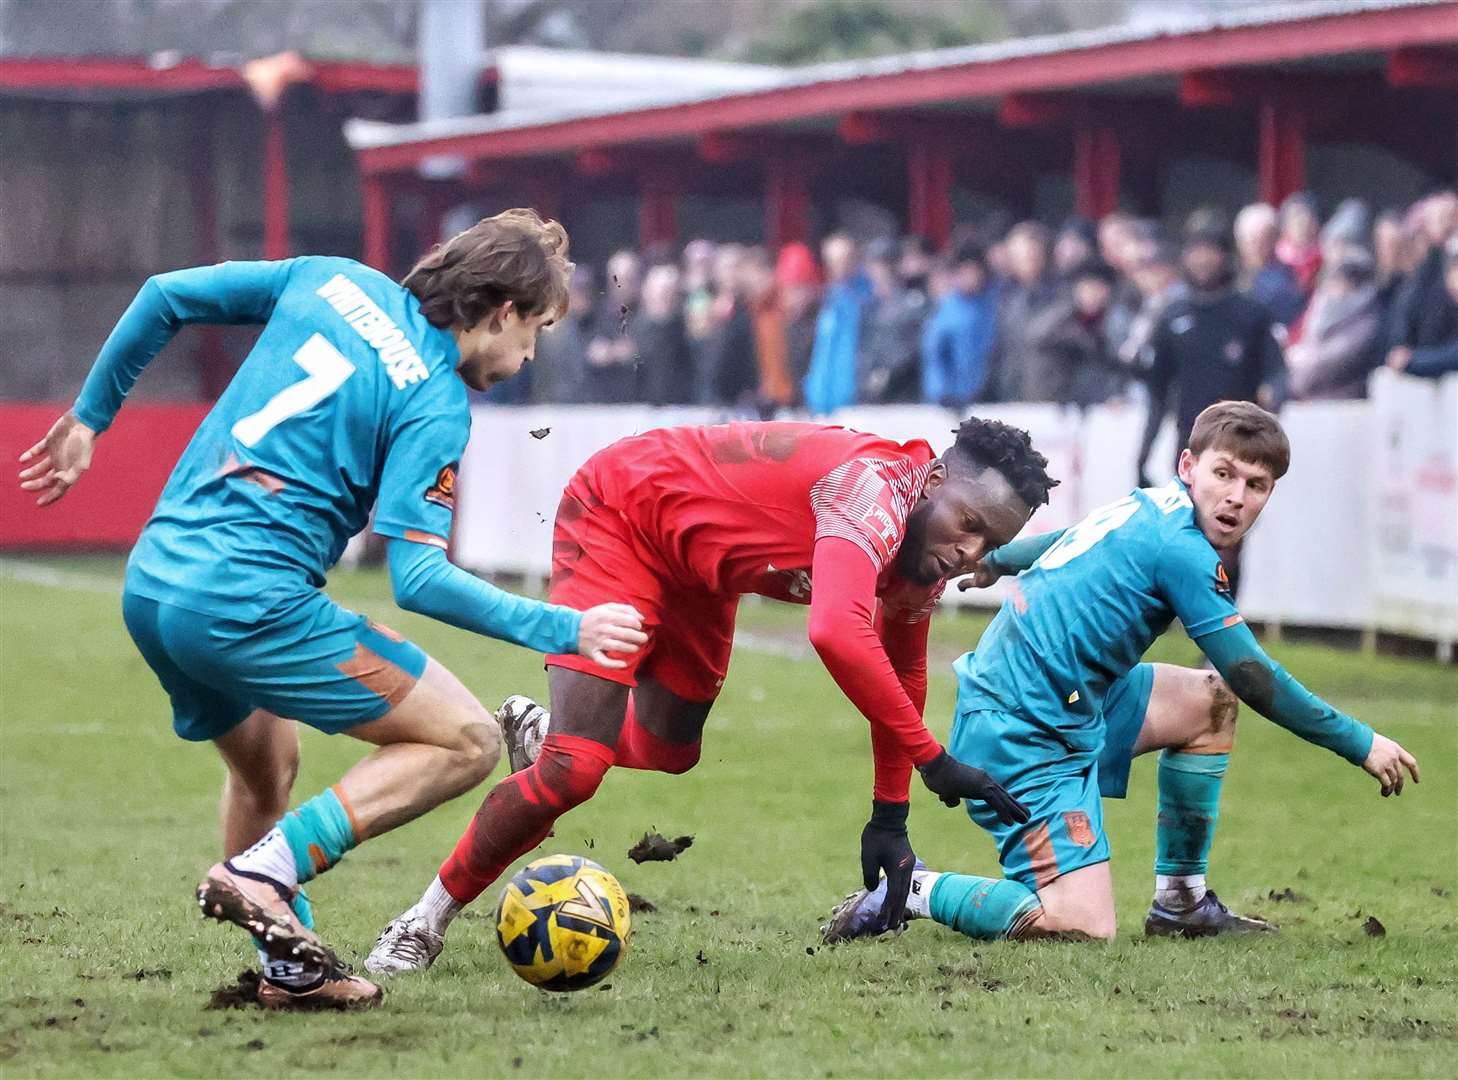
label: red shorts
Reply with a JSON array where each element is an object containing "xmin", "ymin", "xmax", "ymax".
[{"xmin": 545, "ymin": 470, "xmax": 737, "ymax": 703}]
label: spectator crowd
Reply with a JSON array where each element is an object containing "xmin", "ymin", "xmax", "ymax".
[{"xmin": 486, "ymin": 188, "xmax": 1458, "ymax": 453}]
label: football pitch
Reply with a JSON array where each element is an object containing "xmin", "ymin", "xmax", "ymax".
[{"xmin": 1, "ymin": 556, "xmax": 1454, "ymax": 1078}]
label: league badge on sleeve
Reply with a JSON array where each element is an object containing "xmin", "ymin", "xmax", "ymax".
[
  {"xmin": 1214, "ymin": 562, "xmax": 1232, "ymax": 594},
  {"xmin": 424, "ymin": 462, "xmax": 458, "ymax": 511}
]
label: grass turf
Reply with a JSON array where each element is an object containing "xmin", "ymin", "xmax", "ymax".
[{"xmin": 1, "ymin": 557, "xmax": 1454, "ymax": 1078}]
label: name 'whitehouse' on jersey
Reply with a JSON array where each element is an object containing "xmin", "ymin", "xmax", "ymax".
[
  {"xmin": 121, "ymin": 257, "xmax": 470, "ymax": 621},
  {"xmin": 957, "ymin": 480, "xmax": 1241, "ymax": 752}
]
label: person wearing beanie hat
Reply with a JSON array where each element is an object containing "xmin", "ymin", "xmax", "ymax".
[
  {"xmin": 920, "ymin": 244, "xmax": 998, "ymax": 407},
  {"xmin": 1020, "ymin": 256, "xmax": 1126, "ymax": 407},
  {"xmin": 1139, "ymin": 220, "xmax": 1287, "ymax": 596},
  {"xmin": 773, "ymin": 242, "xmax": 823, "ymax": 406},
  {"xmin": 854, "ymin": 238, "xmax": 927, "ymax": 404}
]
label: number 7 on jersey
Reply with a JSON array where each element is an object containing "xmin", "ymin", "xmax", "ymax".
[{"xmin": 231, "ymin": 334, "xmax": 356, "ymax": 448}]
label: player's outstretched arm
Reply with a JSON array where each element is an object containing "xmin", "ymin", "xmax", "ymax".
[
  {"xmin": 956, "ymin": 528, "xmax": 1067, "ymax": 590},
  {"xmin": 386, "ymin": 538, "xmax": 645, "ymax": 664},
  {"xmin": 1198, "ymin": 620, "xmax": 1420, "ymax": 796}
]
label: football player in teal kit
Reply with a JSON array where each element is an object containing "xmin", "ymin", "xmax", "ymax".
[
  {"xmin": 18, "ymin": 210, "xmax": 646, "ymax": 1007},
  {"xmin": 824, "ymin": 401, "xmax": 1419, "ymax": 944}
]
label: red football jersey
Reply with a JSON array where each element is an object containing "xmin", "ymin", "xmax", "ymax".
[{"xmin": 582, "ymin": 421, "xmax": 947, "ymax": 617}]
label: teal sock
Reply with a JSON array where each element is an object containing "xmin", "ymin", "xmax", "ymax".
[
  {"xmin": 291, "ymin": 888, "xmax": 315, "ymax": 930},
  {"xmin": 928, "ymin": 873, "xmax": 1041, "ymax": 940},
  {"xmin": 1154, "ymin": 750, "xmax": 1228, "ymax": 876},
  {"xmin": 277, "ymin": 787, "xmax": 357, "ymax": 885}
]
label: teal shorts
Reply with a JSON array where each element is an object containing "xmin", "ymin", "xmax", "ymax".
[
  {"xmin": 948, "ymin": 662, "xmax": 1153, "ymax": 890},
  {"xmin": 122, "ymin": 586, "xmax": 428, "ymax": 742}
]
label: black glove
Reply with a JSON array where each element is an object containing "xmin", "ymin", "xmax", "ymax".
[
  {"xmin": 859, "ymin": 800, "xmax": 916, "ymax": 934},
  {"xmin": 918, "ymin": 749, "xmax": 1031, "ymax": 824}
]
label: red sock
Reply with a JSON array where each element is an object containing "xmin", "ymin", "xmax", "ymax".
[
  {"xmin": 438, "ymin": 733, "xmax": 614, "ymax": 904},
  {"xmin": 613, "ymin": 699, "xmax": 702, "ymax": 775}
]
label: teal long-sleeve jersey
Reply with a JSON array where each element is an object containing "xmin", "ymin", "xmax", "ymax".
[
  {"xmin": 76, "ymin": 257, "xmax": 580, "ymax": 653},
  {"xmin": 959, "ymin": 480, "xmax": 1373, "ymax": 766}
]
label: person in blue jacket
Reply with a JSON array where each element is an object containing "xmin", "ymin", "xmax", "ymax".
[
  {"xmin": 921, "ymin": 244, "xmax": 998, "ymax": 408},
  {"xmin": 803, "ymin": 232, "xmax": 870, "ymax": 414},
  {"xmin": 17, "ymin": 210, "xmax": 646, "ymax": 1009}
]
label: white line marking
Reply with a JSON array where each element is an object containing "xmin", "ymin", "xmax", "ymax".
[{"xmin": 0, "ymin": 559, "xmax": 120, "ymax": 595}]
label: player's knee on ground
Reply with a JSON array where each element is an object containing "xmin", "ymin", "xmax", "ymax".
[
  {"xmin": 1021, "ymin": 903, "xmax": 1117, "ymax": 942},
  {"xmin": 1021, "ymin": 866, "xmax": 1117, "ymax": 941},
  {"xmin": 1186, "ymin": 673, "xmax": 1238, "ymax": 754}
]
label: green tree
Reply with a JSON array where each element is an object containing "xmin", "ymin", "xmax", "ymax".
[{"xmin": 746, "ymin": 0, "xmax": 1009, "ymax": 65}]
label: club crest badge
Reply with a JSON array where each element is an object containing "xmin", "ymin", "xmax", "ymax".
[{"xmin": 424, "ymin": 462, "xmax": 458, "ymax": 510}]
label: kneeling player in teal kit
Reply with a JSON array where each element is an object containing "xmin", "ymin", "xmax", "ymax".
[
  {"xmin": 824, "ymin": 401, "xmax": 1419, "ymax": 943},
  {"xmin": 18, "ymin": 210, "xmax": 645, "ymax": 1007}
]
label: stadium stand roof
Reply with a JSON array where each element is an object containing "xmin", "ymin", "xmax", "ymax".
[{"xmin": 343, "ymin": 0, "xmax": 1458, "ymax": 171}]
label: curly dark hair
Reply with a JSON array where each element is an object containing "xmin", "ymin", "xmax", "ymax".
[
  {"xmin": 403, "ymin": 208, "xmax": 573, "ymax": 331},
  {"xmin": 943, "ymin": 417, "xmax": 1059, "ymax": 509}
]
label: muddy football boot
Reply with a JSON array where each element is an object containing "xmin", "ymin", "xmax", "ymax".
[
  {"xmin": 820, "ymin": 860, "xmax": 925, "ymax": 944},
  {"xmin": 258, "ymin": 962, "xmax": 383, "ymax": 1010},
  {"xmin": 1144, "ymin": 889, "xmax": 1278, "ymax": 938},
  {"xmin": 498, "ymin": 694, "xmax": 549, "ymax": 774},
  {"xmin": 197, "ymin": 860, "xmax": 333, "ymax": 967},
  {"xmin": 364, "ymin": 914, "xmax": 445, "ymax": 975}
]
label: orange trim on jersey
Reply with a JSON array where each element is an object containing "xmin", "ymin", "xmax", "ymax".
[
  {"xmin": 1223, "ymin": 614, "xmax": 1244, "ymax": 628},
  {"xmin": 336, "ymin": 643, "xmax": 417, "ymax": 710},
  {"xmin": 1022, "ymin": 822, "xmax": 1060, "ymax": 889},
  {"xmin": 403, "ymin": 529, "xmax": 449, "ymax": 549}
]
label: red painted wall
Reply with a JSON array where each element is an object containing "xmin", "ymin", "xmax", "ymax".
[{"xmin": 0, "ymin": 403, "xmax": 209, "ymax": 549}]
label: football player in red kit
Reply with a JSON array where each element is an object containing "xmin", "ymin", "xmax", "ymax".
[{"xmin": 367, "ymin": 418, "xmax": 1058, "ymax": 973}]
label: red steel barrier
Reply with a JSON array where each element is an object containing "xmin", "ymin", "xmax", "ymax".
[{"xmin": 0, "ymin": 402, "xmax": 210, "ymax": 548}]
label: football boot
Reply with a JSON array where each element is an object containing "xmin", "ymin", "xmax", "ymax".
[
  {"xmin": 197, "ymin": 860, "xmax": 334, "ymax": 967},
  {"xmin": 498, "ymin": 694, "xmax": 549, "ymax": 774},
  {"xmin": 820, "ymin": 860, "xmax": 925, "ymax": 944},
  {"xmin": 365, "ymin": 913, "xmax": 445, "ymax": 975},
  {"xmin": 258, "ymin": 962, "xmax": 383, "ymax": 1010},
  {"xmin": 1143, "ymin": 889, "xmax": 1278, "ymax": 938}
]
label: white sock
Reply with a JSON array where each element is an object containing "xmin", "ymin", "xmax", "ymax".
[
  {"xmin": 231, "ymin": 827, "xmax": 299, "ymax": 891},
  {"xmin": 413, "ymin": 875, "xmax": 463, "ymax": 935},
  {"xmin": 1155, "ymin": 873, "xmax": 1207, "ymax": 910},
  {"xmin": 906, "ymin": 870, "xmax": 943, "ymax": 919}
]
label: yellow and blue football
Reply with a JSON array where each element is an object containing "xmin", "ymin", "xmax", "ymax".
[{"xmin": 494, "ymin": 854, "xmax": 631, "ymax": 992}]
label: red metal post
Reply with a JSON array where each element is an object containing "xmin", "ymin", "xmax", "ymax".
[
  {"xmin": 261, "ymin": 107, "xmax": 291, "ymax": 259},
  {"xmin": 1258, "ymin": 97, "xmax": 1305, "ymax": 205},
  {"xmin": 637, "ymin": 179, "xmax": 679, "ymax": 250},
  {"xmin": 906, "ymin": 138, "xmax": 952, "ymax": 249},
  {"xmin": 362, "ymin": 173, "xmax": 391, "ymax": 272},
  {"xmin": 1073, "ymin": 126, "xmax": 1121, "ymax": 219},
  {"xmin": 765, "ymin": 151, "xmax": 809, "ymax": 250}
]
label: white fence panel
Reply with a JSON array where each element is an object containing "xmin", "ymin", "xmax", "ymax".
[{"xmin": 449, "ymin": 381, "xmax": 1458, "ymax": 647}]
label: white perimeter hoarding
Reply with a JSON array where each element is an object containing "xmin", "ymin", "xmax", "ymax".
[{"xmin": 1368, "ymin": 370, "xmax": 1458, "ymax": 648}]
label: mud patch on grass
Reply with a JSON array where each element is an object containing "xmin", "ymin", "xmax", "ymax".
[
  {"xmin": 1267, "ymin": 887, "xmax": 1307, "ymax": 903},
  {"xmin": 626, "ymin": 893, "xmax": 657, "ymax": 913},
  {"xmin": 206, "ymin": 971, "xmax": 261, "ymax": 1010},
  {"xmin": 628, "ymin": 832, "xmax": 693, "ymax": 863}
]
